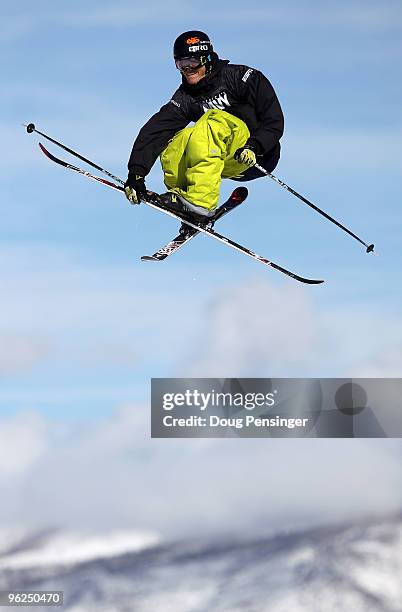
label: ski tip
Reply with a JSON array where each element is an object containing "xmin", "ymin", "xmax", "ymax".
[
  {"xmin": 38, "ymin": 142, "xmax": 52, "ymax": 159},
  {"xmin": 141, "ymin": 255, "xmax": 159, "ymax": 262},
  {"xmin": 231, "ymin": 186, "xmax": 248, "ymax": 201},
  {"xmin": 294, "ymin": 276, "xmax": 325, "ymax": 285}
]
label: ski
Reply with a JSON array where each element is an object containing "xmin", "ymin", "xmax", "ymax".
[
  {"xmin": 38, "ymin": 143, "xmax": 125, "ymax": 192},
  {"xmin": 141, "ymin": 187, "xmax": 248, "ymax": 261},
  {"xmin": 142, "ymin": 193, "xmax": 324, "ymax": 284},
  {"xmin": 37, "ymin": 143, "xmax": 324, "ymax": 284}
]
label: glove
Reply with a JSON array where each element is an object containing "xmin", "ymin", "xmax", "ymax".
[
  {"xmin": 234, "ymin": 144, "xmax": 258, "ymax": 167},
  {"xmin": 124, "ymin": 173, "xmax": 147, "ymax": 205}
]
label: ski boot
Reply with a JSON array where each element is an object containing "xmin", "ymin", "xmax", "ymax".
[{"xmin": 158, "ymin": 192, "xmax": 215, "ymax": 234}]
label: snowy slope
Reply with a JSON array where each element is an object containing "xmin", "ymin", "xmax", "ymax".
[{"xmin": 0, "ymin": 514, "xmax": 401, "ymax": 611}]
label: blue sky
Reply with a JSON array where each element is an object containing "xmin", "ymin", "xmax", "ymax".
[{"xmin": 1, "ymin": 1, "xmax": 402, "ymax": 533}]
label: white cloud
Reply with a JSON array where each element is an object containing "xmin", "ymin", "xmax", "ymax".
[
  {"xmin": 0, "ymin": 333, "xmax": 50, "ymax": 375},
  {"xmin": 351, "ymin": 346, "xmax": 402, "ymax": 377},
  {"xmin": 0, "ymin": 406, "xmax": 401, "ymax": 538},
  {"xmin": 1, "ymin": 243, "xmax": 400, "ymax": 389},
  {"xmin": 176, "ymin": 278, "xmax": 402, "ymax": 379},
  {"xmin": 0, "ymin": 412, "xmax": 48, "ymax": 477},
  {"xmin": 183, "ymin": 278, "xmax": 320, "ymax": 376},
  {"xmin": 0, "ymin": 243, "xmax": 208, "ymax": 372}
]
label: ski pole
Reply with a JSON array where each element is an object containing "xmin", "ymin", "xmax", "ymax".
[
  {"xmin": 24, "ymin": 122, "xmax": 125, "ymax": 186},
  {"xmin": 24, "ymin": 123, "xmax": 374, "ymax": 254},
  {"xmin": 254, "ymin": 163, "xmax": 375, "ymax": 254}
]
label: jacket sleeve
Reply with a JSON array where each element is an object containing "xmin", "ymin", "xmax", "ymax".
[
  {"xmin": 128, "ymin": 92, "xmax": 190, "ymax": 177},
  {"xmin": 242, "ymin": 70, "xmax": 284, "ymax": 155}
]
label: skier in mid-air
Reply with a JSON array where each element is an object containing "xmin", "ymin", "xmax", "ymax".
[
  {"xmin": 124, "ymin": 30, "xmax": 284, "ymax": 223},
  {"xmin": 26, "ymin": 29, "xmax": 372, "ymax": 283}
]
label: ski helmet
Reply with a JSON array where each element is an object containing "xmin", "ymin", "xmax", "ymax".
[{"xmin": 173, "ymin": 30, "xmax": 216, "ymax": 73}]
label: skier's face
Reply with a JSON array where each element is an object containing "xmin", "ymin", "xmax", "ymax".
[
  {"xmin": 175, "ymin": 58, "xmax": 207, "ymax": 84},
  {"xmin": 183, "ymin": 64, "xmax": 206, "ymax": 84}
]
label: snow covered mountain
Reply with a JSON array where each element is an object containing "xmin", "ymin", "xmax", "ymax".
[{"xmin": 0, "ymin": 513, "xmax": 401, "ymax": 611}]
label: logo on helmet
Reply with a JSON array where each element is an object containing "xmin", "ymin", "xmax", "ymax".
[
  {"xmin": 188, "ymin": 44, "xmax": 209, "ymax": 52},
  {"xmin": 186, "ymin": 37, "xmax": 200, "ymax": 44}
]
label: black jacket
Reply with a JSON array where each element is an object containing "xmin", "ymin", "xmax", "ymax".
[{"xmin": 128, "ymin": 60, "xmax": 284, "ymax": 178}]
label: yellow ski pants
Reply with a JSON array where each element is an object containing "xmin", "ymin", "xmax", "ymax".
[{"xmin": 160, "ymin": 109, "xmax": 251, "ymax": 212}]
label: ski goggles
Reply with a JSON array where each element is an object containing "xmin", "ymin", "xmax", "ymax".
[{"xmin": 175, "ymin": 57, "xmax": 204, "ymax": 71}]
